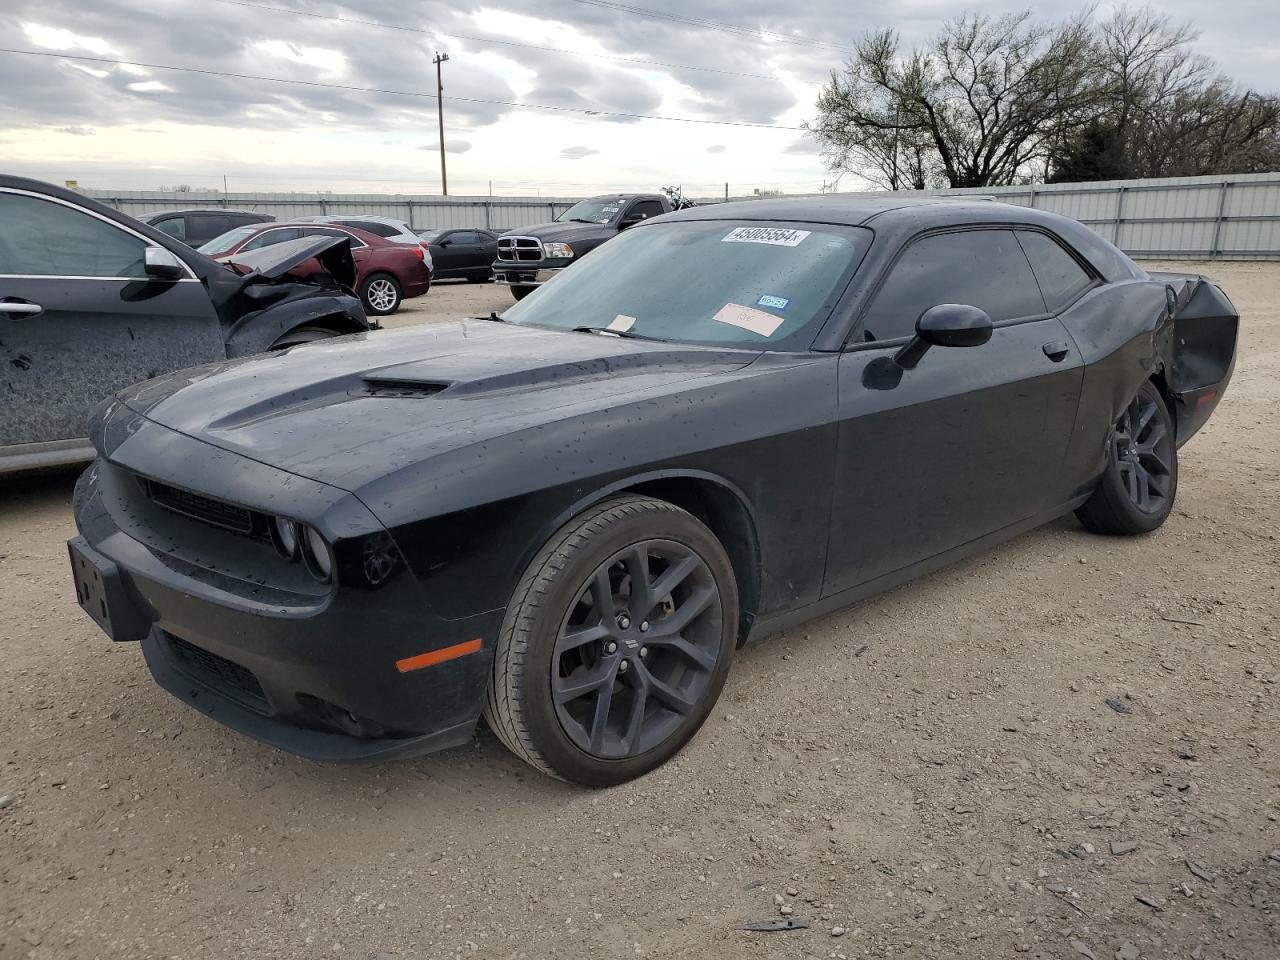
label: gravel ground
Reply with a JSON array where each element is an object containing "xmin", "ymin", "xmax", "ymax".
[{"xmin": 1, "ymin": 263, "xmax": 1277, "ymax": 960}]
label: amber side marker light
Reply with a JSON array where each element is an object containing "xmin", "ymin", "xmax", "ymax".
[{"xmin": 395, "ymin": 638, "xmax": 483, "ymax": 673}]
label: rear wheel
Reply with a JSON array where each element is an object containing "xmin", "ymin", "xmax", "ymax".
[
  {"xmin": 268, "ymin": 325, "xmax": 344, "ymax": 350},
  {"xmin": 1076, "ymin": 380, "xmax": 1178, "ymax": 535},
  {"xmin": 361, "ymin": 273, "xmax": 402, "ymax": 315},
  {"xmin": 511, "ymin": 285, "xmax": 534, "ymax": 301},
  {"xmin": 484, "ymin": 495, "xmax": 738, "ymax": 786}
]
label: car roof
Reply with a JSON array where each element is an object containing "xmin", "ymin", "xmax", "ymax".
[
  {"xmin": 228, "ymin": 222, "xmax": 386, "ymax": 245},
  {"xmin": 657, "ymin": 195, "xmax": 1141, "ymax": 283},
  {"xmin": 308, "ymin": 215, "xmax": 410, "ymax": 226},
  {"xmin": 143, "ymin": 209, "xmax": 271, "ymax": 218}
]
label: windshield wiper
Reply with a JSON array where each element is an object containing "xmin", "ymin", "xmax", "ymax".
[
  {"xmin": 473, "ymin": 311, "xmax": 506, "ymax": 322},
  {"xmin": 570, "ymin": 325, "xmax": 662, "ymax": 342}
]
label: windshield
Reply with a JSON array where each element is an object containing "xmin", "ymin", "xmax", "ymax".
[
  {"xmin": 503, "ymin": 219, "xmax": 871, "ymax": 349},
  {"xmin": 555, "ymin": 198, "xmax": 626, "ymax": 225},
  {"xmin": 199, "ymin": 225, "xmax": 258, "ymax": 256}
]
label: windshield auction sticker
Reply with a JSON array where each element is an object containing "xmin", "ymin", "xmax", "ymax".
[
  {"xmin": 713, "ymin": 303, "xmax": 785, "ymax": 337},
  {"xmin": 721, "ymin": 226, "xmax": 811, "ymax": 247}
]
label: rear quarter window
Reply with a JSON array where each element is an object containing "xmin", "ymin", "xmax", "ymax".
[{"xmin": 1016, "ymin": 231, "xmax": 1096, "ymax": 312}]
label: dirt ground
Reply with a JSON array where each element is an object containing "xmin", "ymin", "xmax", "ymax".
[{"xmin": 1, "ymin": 264, "xmax": 1277, "ymax": 960}]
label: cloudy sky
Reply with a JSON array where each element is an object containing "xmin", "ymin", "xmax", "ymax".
[{"xmin": 1, "ymin": 0, "xmax": 1275, "ymax": 197}]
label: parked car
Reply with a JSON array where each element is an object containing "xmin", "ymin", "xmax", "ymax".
[
  {"xmin": 419, "ymin": 228, "xmax": 498, "ymax": 282},
  {"xmin": 200, "ymin": 222, "xmax": 432, "ymax": 316},
  {"xmin": 67, "ymin": 196, "xmax": 1237, "ymax": 786},
  {"xmin": 301, "ymin": 215, "xmax": 432, "ymax": 263},
  {"xmin": 142, "ymin": 209, "xmax": 274, "ymax": 247},
  {"xmin": 492, "ymin": 193, "xmax": 672, "ymax": 300},
  {"xmin": 0, "ymin": 175, "xmax": 370, "ymax": 474}
]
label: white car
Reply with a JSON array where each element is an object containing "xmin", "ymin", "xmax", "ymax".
[{"xmin": 299, "ymin": 216, "xmax": 433, "ymax": 273}]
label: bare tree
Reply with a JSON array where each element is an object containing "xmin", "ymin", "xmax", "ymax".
[
  {"xmin": 1049, "ymin": 5, "xmax": 1280, "ymax": 180},
  {"xmin": 808, "ymin": 12, "xmax": 1108, "ymax": 188}
]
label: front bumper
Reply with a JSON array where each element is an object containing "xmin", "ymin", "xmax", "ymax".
[
  {"xmin": 491, "ymin": 265, "xmax": 564, "ymax": 287},
  {"xmin": 70, "ymin": 416, "xmax": 502, "ymax": 762}
]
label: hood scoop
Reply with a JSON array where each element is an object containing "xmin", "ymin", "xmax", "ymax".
[{"xmin": 360, "ymin": 377, "xmax": 451, "ymax": 399}]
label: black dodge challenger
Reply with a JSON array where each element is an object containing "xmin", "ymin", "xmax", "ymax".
[{"xmin": 68, "ymin": 197, "xmax": 1238, "ymax": 785}]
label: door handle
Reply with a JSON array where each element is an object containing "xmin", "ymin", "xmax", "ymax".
[
  {"xmin": 0, "ymin": 300, "xmax": 44, "ymax": 320},
  {"xmin": 1042, "ymin": 340, "xmax": 1070, "ymax": 362}
]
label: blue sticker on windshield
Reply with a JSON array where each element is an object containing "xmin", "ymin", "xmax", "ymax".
[{"xmin": 757, "ymin": 294, "xmax": 790, "ymax": 310}]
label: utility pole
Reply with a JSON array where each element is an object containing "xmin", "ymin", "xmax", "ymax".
[{"xmin": 433, "ymin": 51, "xmax": 450, "ymax": 196}]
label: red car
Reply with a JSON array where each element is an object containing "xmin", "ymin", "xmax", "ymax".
[{"xmin": 200, "ymin": 223, "xmax": 431, "ymax": 316}]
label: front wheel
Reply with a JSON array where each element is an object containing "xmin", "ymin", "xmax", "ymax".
[
  {"xmin": 361, "ymin": 273, "xmax": 402, "ymax": 316},
  {"xmin": 484, "ymin": 495, "xmax": 738, "ymax": 786},
  {"xmin": 1076, "ymin": 380, "xmax": 1178, "ymax": 535},
  {"xmin": 510, "ymin": 285, "xmax": 534, "ymax": 301}
]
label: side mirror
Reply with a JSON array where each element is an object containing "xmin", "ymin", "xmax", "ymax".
[
  {"xmin": 437, "ymin": 238, "xmax": 452, "ymax": 247},
  {"xmin": 618, "ymin": 215, "xmax": 644, "ymax": 229},
  {"xmin": 143, "ymin": 245, "xmax": 186, "ymax": 281},
  {"xmin": 894, "ymin": 303, "xmax": 993, "ymax": 370}
]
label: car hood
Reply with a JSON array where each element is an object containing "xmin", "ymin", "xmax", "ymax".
[
  {"xmin": 505, "ymin": 221, "xmax": 616, "ymax": 244},
  {"xmin": 115, "ymin": 320, "xmax": 756, "ymax": 492},
  {"xmin": 223, "ymin": 235, "xmax": 358, "ymax": 289}
]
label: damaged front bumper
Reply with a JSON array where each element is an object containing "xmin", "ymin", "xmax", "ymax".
[{"xmin": 68, "ymin": 408, "xmax": 501, "ymax": 762}]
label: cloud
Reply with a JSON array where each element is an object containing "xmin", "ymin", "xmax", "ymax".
[
  {"xmin": 420, "ymin": 139, "xmax": 474, "ymax": 154},
  {"xmin": 560, "ymin": 145, "xmax": 600, "ymax": 160},
  {"xmin": 707, "ymin": 144, "xmax": 727, "ymax": 153},
  {"xmin": 784, "ymin": 136, "xmax": 823, "ymax": 155},
  {"xmin": 57, "ymin": 125, "xmax": 95, "ymax": 135}
]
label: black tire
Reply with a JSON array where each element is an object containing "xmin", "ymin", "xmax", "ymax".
[
  {"xmin": 1076, "ymin": 379, "xmax": 1178, "ymax": 535},
  {"xmin": 360, "ymin": 273, "xmax": 402, "ymax": 316},
  {"xmin": 511, "ymin": 285, "xmax": 534, "ymax": 301},
  {"xmin": 268, "ymin": 325, "xmax": 343, "ymax": 350},
  {"xmin": 484, "ymin": 495, "xmax": 738, "ymax": 786}
]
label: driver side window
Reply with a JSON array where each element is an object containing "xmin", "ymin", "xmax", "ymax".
[
  {"xmin": 0, "ymin": 192, "xmax": 148, "ymax": 278},
  {"xmin": 627, "ymin": 200, "xmax": 665, "ymax": 222},
  {"xmin": 859, "ymin": 229, "xmax": 1047, "ymax": 343}
]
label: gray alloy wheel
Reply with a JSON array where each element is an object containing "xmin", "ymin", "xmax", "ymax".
[
  {"xmin": 361, "ymin": 274, "xmax": 402, "ymax": 316},
  {"xmin": 1076, "ymin": 379, "xmax": 1178, "ymax": 535},
  {"xmin": 551, "ymin": 539, "xmax": 723, "ymax": 759},
  {"xmin": 484, "ymin": 495, "xmax": 738, "ymax": 786}
]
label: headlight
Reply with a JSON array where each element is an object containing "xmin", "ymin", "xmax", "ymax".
[
  {"xmin": 302, "ymin": 526, "xmax": 333, "ymax": 583},
  {"xmin": 272, "ymin": 517, "xmax": 300, "ymax": 559},
  {"xmin": 544, "ymin": 242, "xmax": 574, "ymax": 259}
]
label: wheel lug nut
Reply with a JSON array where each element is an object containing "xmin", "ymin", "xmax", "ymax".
[
  {"xmin": 639, "ymin": 646, "xmax": 648, "ymax": 658},
  {"xmin": 639, "ymin": 621, "xmax": 649, "ymax": 632},
  {"xmin": 617, "ymin": 615, "xmax": 631, "ymax": 630},
  {"xmin": 619, "ymin": 659, "xmax": 630, "ymax": 673},
  {"xmin": 605, "ymin": 641, "xmax": 617, "ymax": 654}
]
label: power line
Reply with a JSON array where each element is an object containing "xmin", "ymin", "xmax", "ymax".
[
  {"xmin": 551, "ymin": 0, "xmax": 851, "ymax": 53},
  {"xmin": 0, "ymin": 47, "xmax": 801, "ymax": 129},
  {"xmin": 206, "ymin": 0, "xmax": 774, "ymax": 80}
]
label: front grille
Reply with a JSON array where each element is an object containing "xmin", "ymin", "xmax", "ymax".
[
  {"xmin": 496, "ymin": 236, "xmax": 544, "ymax": 262},
  {"xmin": 147, "ymin": 480, "xmax": 254, "ymax": 535},
  {"xmin": 166, "ymin": 634, "xmax": 270, "ymax": 713}
]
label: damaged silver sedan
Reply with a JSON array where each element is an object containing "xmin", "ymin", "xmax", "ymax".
[{"xmin": 0, "ymin": 176, "xmax": 371, "ymax": 474}]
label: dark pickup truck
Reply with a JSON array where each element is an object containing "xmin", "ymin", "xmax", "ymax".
[{"xmin": 492, "ymin": 193, "xmax": 672, "ymax": 300}]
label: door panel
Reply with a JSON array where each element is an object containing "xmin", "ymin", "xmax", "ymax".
[
  {"xmin": 824, "ymin": 319, "xmax": 1083, "ymax": 596},
  {"xmin": 0, "ymin": 189, "xmax": 224, "ymax": 447}
]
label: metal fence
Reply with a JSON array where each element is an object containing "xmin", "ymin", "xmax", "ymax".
[
  {"xmin": 842, "ymin": 172, "xmax": 1280, "ymax": 260},
  {"xmin": 84, "ymin": 171, "xmax": 1280, "ymax": 259}
]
